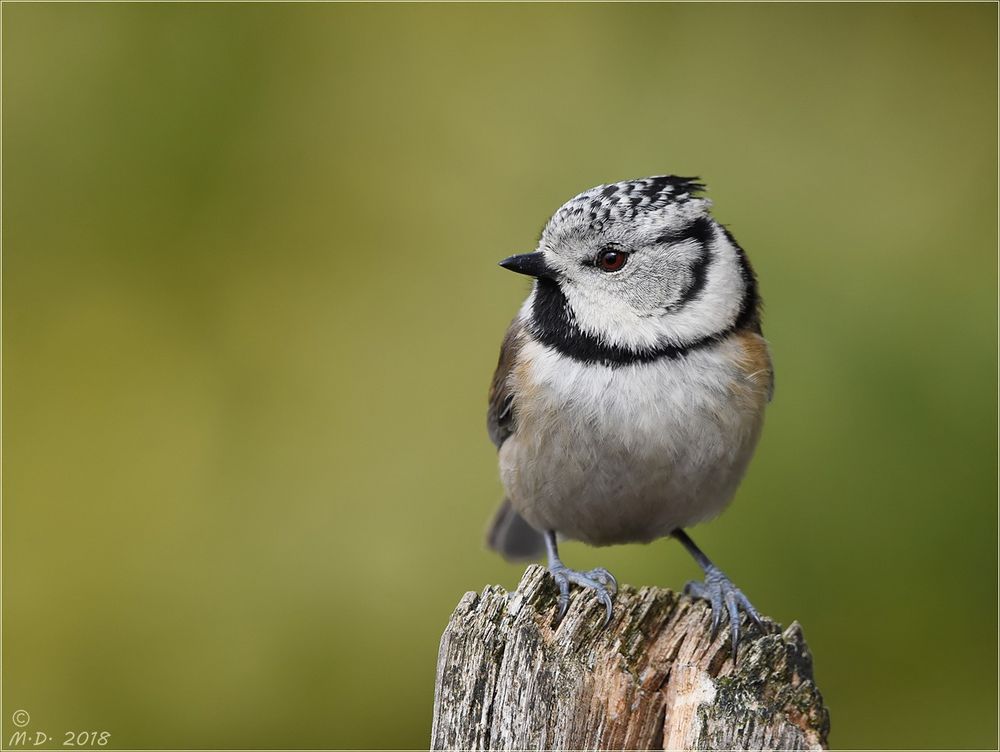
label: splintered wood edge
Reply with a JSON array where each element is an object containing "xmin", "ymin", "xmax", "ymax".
[{"xmin": 432, "ymin": 565, "xmax": 830, "ymax": 751}]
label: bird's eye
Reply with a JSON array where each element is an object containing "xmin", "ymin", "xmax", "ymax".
[{"xmin": 596, "ymin": 249, "xmax": 628, "ymax": 272}]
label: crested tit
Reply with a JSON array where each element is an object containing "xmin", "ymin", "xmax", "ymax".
[{"xmin": 486, "ymin": 176, "xmax": 772, "ymax": 655}]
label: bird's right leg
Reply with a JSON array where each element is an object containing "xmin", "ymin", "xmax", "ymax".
[
  {"xmin": 673, "ymin": 528, "xmax": 764, "ymax": 660},
  {"xmin": 544, "ymin": 530, "xmax": 617, "ymax": 627}
]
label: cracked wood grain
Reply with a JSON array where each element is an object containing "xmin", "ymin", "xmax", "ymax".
[{"xmin": 431, "ymin": 565, "xmax": 829, "ymax": 751}]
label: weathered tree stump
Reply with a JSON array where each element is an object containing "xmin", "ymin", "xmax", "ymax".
[{"xmin": 431, "ymin": 565, "xmax": 829, "ymax": 750}]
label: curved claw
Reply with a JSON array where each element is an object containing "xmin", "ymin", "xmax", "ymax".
[
  {"xmin": 548, "ymin": 564, "xmax": 617, "ymax": 628},
  {"xmin": 554, "ymin": 574, "xmax": 571, "ymax": 623},
  {"xmin": 739, "ymin": 591, "xmax": 765, "ymax": 633},
  {"xmin": 725, "ymin": 589, "xmax": 742, "ymax": 660},
  {"xmin": 596, "ymin": 587, "xmax": 614, "ymax": 628},
  {"xmin": 685, "ymin": 566, "xmax": 763, "ymax": 661}
]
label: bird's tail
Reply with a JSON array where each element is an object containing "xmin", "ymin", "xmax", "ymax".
[{"xmin": 486, "ymin": 498, "xmax": 546, "ymax": 562}]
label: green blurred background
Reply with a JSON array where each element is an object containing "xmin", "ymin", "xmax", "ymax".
[{"xmin": 3, "ymin": 3, "xmax": 997, "ymax": 749}]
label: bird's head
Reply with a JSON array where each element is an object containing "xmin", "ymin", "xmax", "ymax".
[{"xmin": 500, "ymin": 176, "xmax": 759, "ymax": 359}]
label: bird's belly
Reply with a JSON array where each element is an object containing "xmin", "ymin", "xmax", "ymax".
[{"xmin": 499, "ymin": 339, "xmax": 767, "ymax": 546}]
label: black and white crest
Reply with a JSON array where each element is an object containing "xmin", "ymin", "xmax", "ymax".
[{"xmin": 549, "ymin": 176, "xmax": 708, "ymax": 232}]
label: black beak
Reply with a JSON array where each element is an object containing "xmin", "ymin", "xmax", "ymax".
[{"xmin": 498, "ymin": 252, "xmax": 554, "ymax": 279}]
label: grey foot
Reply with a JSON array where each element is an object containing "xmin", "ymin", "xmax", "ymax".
[
  {"xmin": 549, "ymin": 565, "xmax": 618, "ymax": 627},
  {"xmin": 685, "ymin": 566, "xmax": 764, "ymax": 660}
]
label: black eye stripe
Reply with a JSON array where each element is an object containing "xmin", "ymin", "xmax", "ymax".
[
  {"xmin": 655, "ymin": 216, "xmax": 715, "ymax": 306},
  {"xmin": 677, "ymin": 239, "xmax": 713, "ymax": 306},
  {"xmin": 654, "ymin": 216, "xmax": 715, "ymax": 247},
  {"xmin": 579, "ymin": 216, "xmax": 714, "ymax": 267}
]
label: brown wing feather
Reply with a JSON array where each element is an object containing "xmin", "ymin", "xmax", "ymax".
[
  {"xmin": 485, "ymin": 318, "xmax": 545, "ymax": 560},
  {"xmin": 487, "ymin": 318, "xmax": 525, "ymax": 449}
]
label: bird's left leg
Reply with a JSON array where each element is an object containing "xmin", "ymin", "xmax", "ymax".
[
  {"xmin": 544, "ymin": 530, "xmax": 617, "ymax": 626},
  {"xmin": 672, "ymin": 528, "xmax": 764, "ymax": 659}
]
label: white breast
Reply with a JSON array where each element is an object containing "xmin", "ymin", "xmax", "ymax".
[{"xmin": 499, "ymin": 334, "xmax": 768, "ymax": 546}]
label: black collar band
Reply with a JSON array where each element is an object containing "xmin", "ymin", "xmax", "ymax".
[{"xmin": 529, "ymin": 277, "xmax": 735, "ymax": 367}]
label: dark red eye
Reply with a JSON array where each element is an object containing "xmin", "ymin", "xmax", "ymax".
[{"xmin": 596, "ymin": 249, "xmax": 628, "ymax": 272}]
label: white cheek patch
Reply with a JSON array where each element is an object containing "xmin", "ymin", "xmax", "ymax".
[{"xmin": 557, "ymin": 227, "xmax": 746, "ymax": 350}]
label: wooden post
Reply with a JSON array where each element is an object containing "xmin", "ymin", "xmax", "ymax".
[{"xmin": 431, "ymin": 565, "xmax": 830, "ymax": 750}]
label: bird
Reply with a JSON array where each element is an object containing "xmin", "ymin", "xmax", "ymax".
[{"xmin": 485, "ymin": 175, "xmax": 773, "ymax": 657}]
